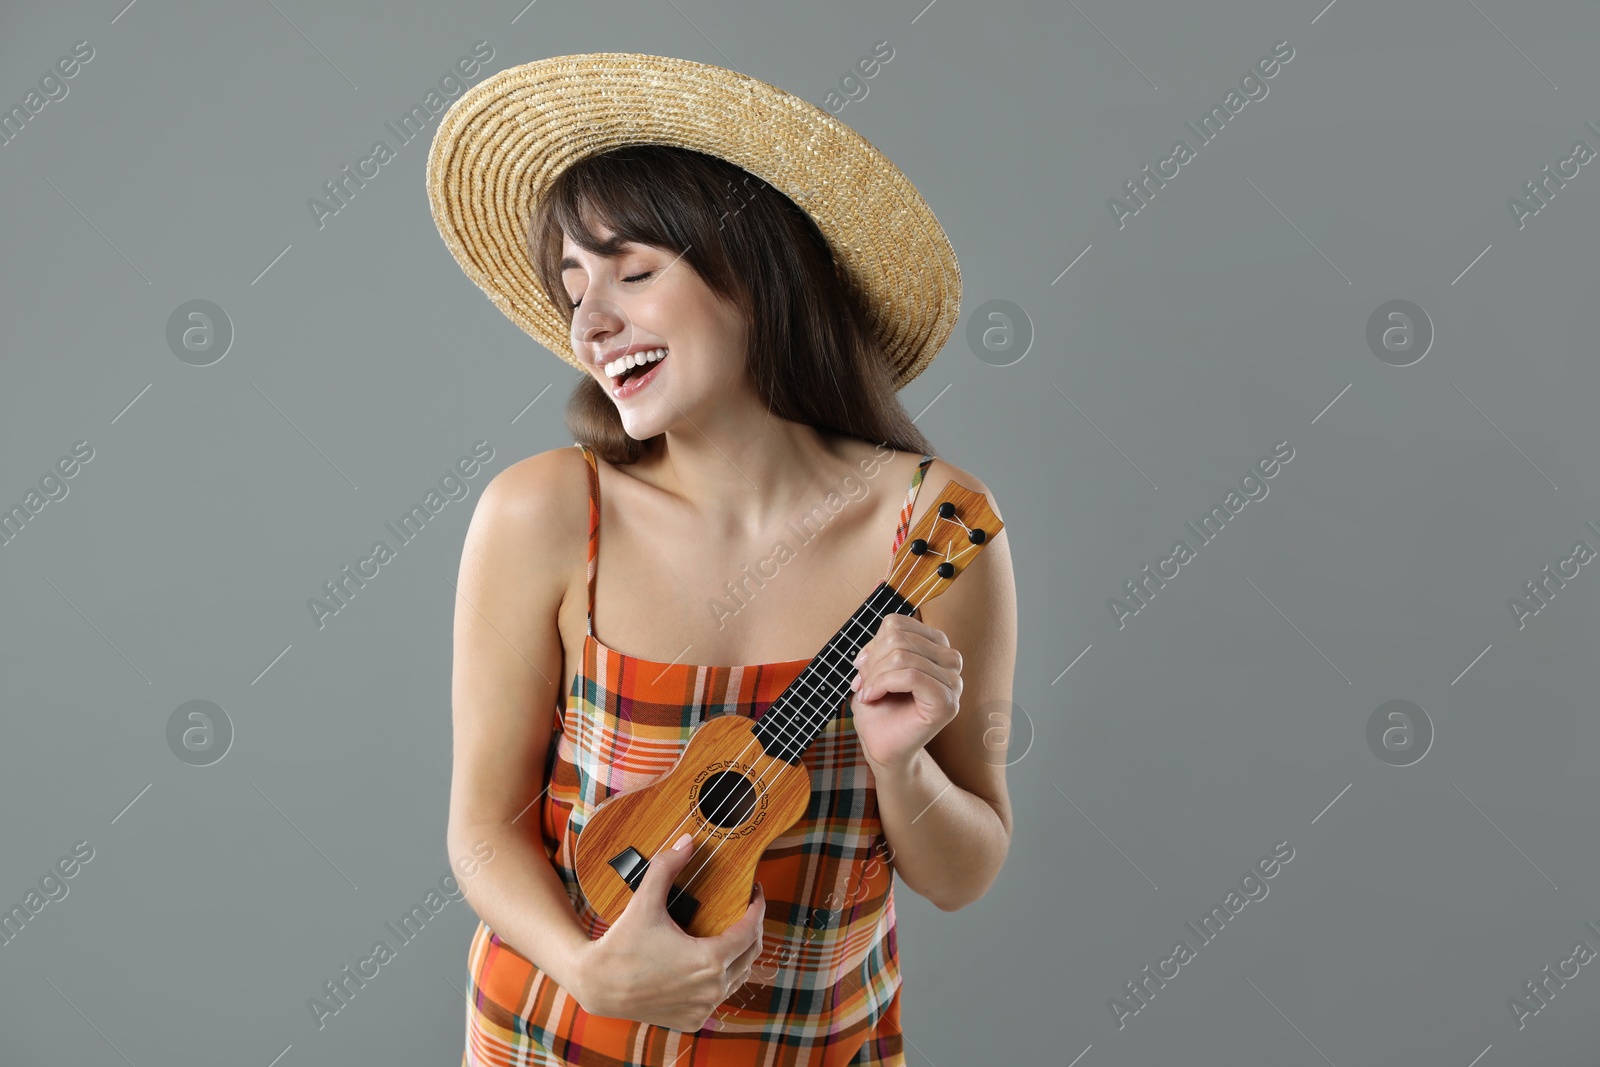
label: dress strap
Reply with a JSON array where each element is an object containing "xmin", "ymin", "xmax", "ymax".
[
  {"xmin": 575, "ymin": 443, "xmax": 601, "ymax": 637},
  {"xmin": 888, "ymin": 454, "xmax": 937, "ymax": 572}
]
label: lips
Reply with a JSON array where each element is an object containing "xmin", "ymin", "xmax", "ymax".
[{"xmin": 611, "ymin": 349, "xmax": 668, "ymax": 397}]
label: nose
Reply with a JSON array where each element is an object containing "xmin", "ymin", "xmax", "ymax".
[{"xmin": 573, "ymin": 299, "xmax": 632, "ymax": 361}]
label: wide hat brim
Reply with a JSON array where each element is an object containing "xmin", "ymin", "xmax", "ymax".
[{"xmin": 425, "ymin": 52, "xmax": 961, "ymax": 391}]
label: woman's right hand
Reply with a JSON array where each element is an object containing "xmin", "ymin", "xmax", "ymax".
[{"xmin": 573, "ymin": 832, "xmax": 767, "ymax": 1033}]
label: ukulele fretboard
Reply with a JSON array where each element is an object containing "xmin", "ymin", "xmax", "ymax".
[{"xmin": 753, "ymin": 581, "xmax": 915, "ymax": 763}]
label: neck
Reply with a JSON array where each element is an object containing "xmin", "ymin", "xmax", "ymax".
[{"xmin": 646, "ymin": 419, "xmax": 844, "ymax": 535}]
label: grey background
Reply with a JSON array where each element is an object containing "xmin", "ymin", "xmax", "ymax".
[{"xmin": 2, "ymin": 0, "xmax": 1597, "ymax": 1064}]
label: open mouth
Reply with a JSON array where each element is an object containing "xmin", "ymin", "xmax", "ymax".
[{"xmin": 607, "ymin": 348, "xmax": 668, "ymax": 393}]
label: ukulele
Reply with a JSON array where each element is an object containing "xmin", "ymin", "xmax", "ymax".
[{"xmin": 571, "ymin": 478, "xmax": 1004, "ymax": 937}]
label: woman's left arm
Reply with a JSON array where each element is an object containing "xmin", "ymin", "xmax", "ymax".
[{"xmin": 849, "ymin": 467, "xmax": 1018, "ymax": 912}]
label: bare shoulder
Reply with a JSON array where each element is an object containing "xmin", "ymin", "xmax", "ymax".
[
  {"xmin": 902, "ymin": 452, "xmax": 1013, "ymax": 637},
  {"xmin": 449, "ymin": 447, "xmax": 591, "ymax": 850},
  {"xmin": 917, "ymin": 455, "xmax": 1005, "ymax": 524},
  {"xmin": 465, "ymin": 445, "xmax": 590, "ymax": 597},
  {"xmin": 480, "ymin": 444, "xmax": 590, "ymax": 521},
  {"xmin": 832, "ymin": 438, "xmax": 1005, "ymax": 532}
]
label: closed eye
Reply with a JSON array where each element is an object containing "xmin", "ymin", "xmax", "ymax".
[{"xmin": 570, "ymin": 270, "xmax": 656, "ymax": 310}]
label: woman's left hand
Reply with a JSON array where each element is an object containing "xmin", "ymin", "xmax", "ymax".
[{"xmin": 849, "ymin": 613, "xmax": 964, "ymax": 772}]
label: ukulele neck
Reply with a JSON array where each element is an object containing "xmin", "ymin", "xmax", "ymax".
[{"xmin": 752, "ymin": 580, "xmax": 916, "ymax": 764}]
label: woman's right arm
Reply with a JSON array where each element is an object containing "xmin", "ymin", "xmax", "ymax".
[
  {"xmin": 447, "ymin": 449, "xmax": 594, "ymax": 999},
  {"xmin": 447, "ymin": 449, "xmax": 767, "ymax": 1031}
]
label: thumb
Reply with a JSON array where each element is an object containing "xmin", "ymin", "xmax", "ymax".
[
  {"xmin": 633, "ymin": 832, "xmax": 701, "ymax": 919},
  {"xmin": 707, "ymin": 882, "xmax": 767, "ymax": 965}
]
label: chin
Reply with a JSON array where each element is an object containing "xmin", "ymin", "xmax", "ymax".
[
  {"xmin": 615, "ymin": 403, "xmax": 671, "ymax": 441},
  {"xmin": 615, "ymin": 381, "xmax": 696, "ymax": 435}
]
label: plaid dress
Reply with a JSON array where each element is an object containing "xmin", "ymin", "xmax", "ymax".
[{"xmin": 461, "ymin": 443, "xmax": 935, "ymax": 1067}]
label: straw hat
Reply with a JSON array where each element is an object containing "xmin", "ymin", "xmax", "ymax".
[{"xmin": 424, "ymin": 52, "xmax": 961, "ymax": 390}]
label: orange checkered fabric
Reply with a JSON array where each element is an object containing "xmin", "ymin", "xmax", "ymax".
[{"xmin": 461, "ymin": 444, "xmax": 934, "ymax": 1066}]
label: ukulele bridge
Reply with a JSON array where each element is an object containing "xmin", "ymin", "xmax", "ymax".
[{"xmin": 605, "ymin": 846, "xmax": 701, "ymax": 929}]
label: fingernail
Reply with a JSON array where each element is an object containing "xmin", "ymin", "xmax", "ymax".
[
  {"xmin": 673, "ymin": 833, "xmax": 693, "ymax": 851},
  {"xmin": 850, "ymin": 674, "xmax": 861, "ymax": 691}
]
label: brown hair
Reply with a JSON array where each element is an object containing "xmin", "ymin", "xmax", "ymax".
[{"xmin": 526, "ymin": 144, "xmax": 935, "ymax": 465}]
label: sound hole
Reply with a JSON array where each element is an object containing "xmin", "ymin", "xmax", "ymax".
[{"xmin": 697, "ymin": 770, "xmax": 758, "ymax": 829}]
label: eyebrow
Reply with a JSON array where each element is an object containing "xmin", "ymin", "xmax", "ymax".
[{"xmin": 559, "ymin": 238, "xmax": 640, "ymax": 273}]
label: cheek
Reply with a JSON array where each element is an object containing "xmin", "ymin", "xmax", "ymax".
[{"xmin": 645, "ymin": 281, "xmax": 747, "ymax": 382}]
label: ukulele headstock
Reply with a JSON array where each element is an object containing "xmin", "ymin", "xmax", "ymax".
[{"xmin": 887, "ymin": 480, "xmax": 1004, "ymax": 609}]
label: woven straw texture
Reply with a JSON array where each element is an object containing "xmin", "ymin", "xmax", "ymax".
[{"xmin": 425, "ymin": 52, "xmax": 960, "ymax": 390}]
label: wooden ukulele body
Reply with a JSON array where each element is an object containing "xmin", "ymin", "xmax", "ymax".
[
  {"xmin": 571, "ymin": 476, "xmax": 1004, "ymax": 940},
  {"xmin": 573, "ymin": 714, "xmax": 812, "ymax": 938}
]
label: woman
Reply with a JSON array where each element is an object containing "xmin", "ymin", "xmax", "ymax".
[{"xmin": 430, "ymin": 55, "xmax": 1017, "ymax": 1066}]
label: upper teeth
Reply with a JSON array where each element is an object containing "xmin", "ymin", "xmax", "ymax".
[{"xmin": 606, "ymin": 348, "xmax": 668, "ymax": 379}]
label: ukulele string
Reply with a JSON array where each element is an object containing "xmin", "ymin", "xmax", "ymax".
[
  {"xmin": 642, "ymin": 589, "xmax": 913, "ymax": 911},
  {"xmin": 641, "ymin": 520, "xmax": 967, "ymax": 881},
  {"xmin": 666, "ymin": 519, "xmax": 982, "ymax": 914},
  {"xmin": 763, "ymin": 537, "xmax": 978, "ymax": 764},
  {"xmin": 668, "ymin": 546, "xmax": 972, "ymax": 911},
  {"xmin": 724, "ymin": 519, "xmax": 981, "ymax": 789}
]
